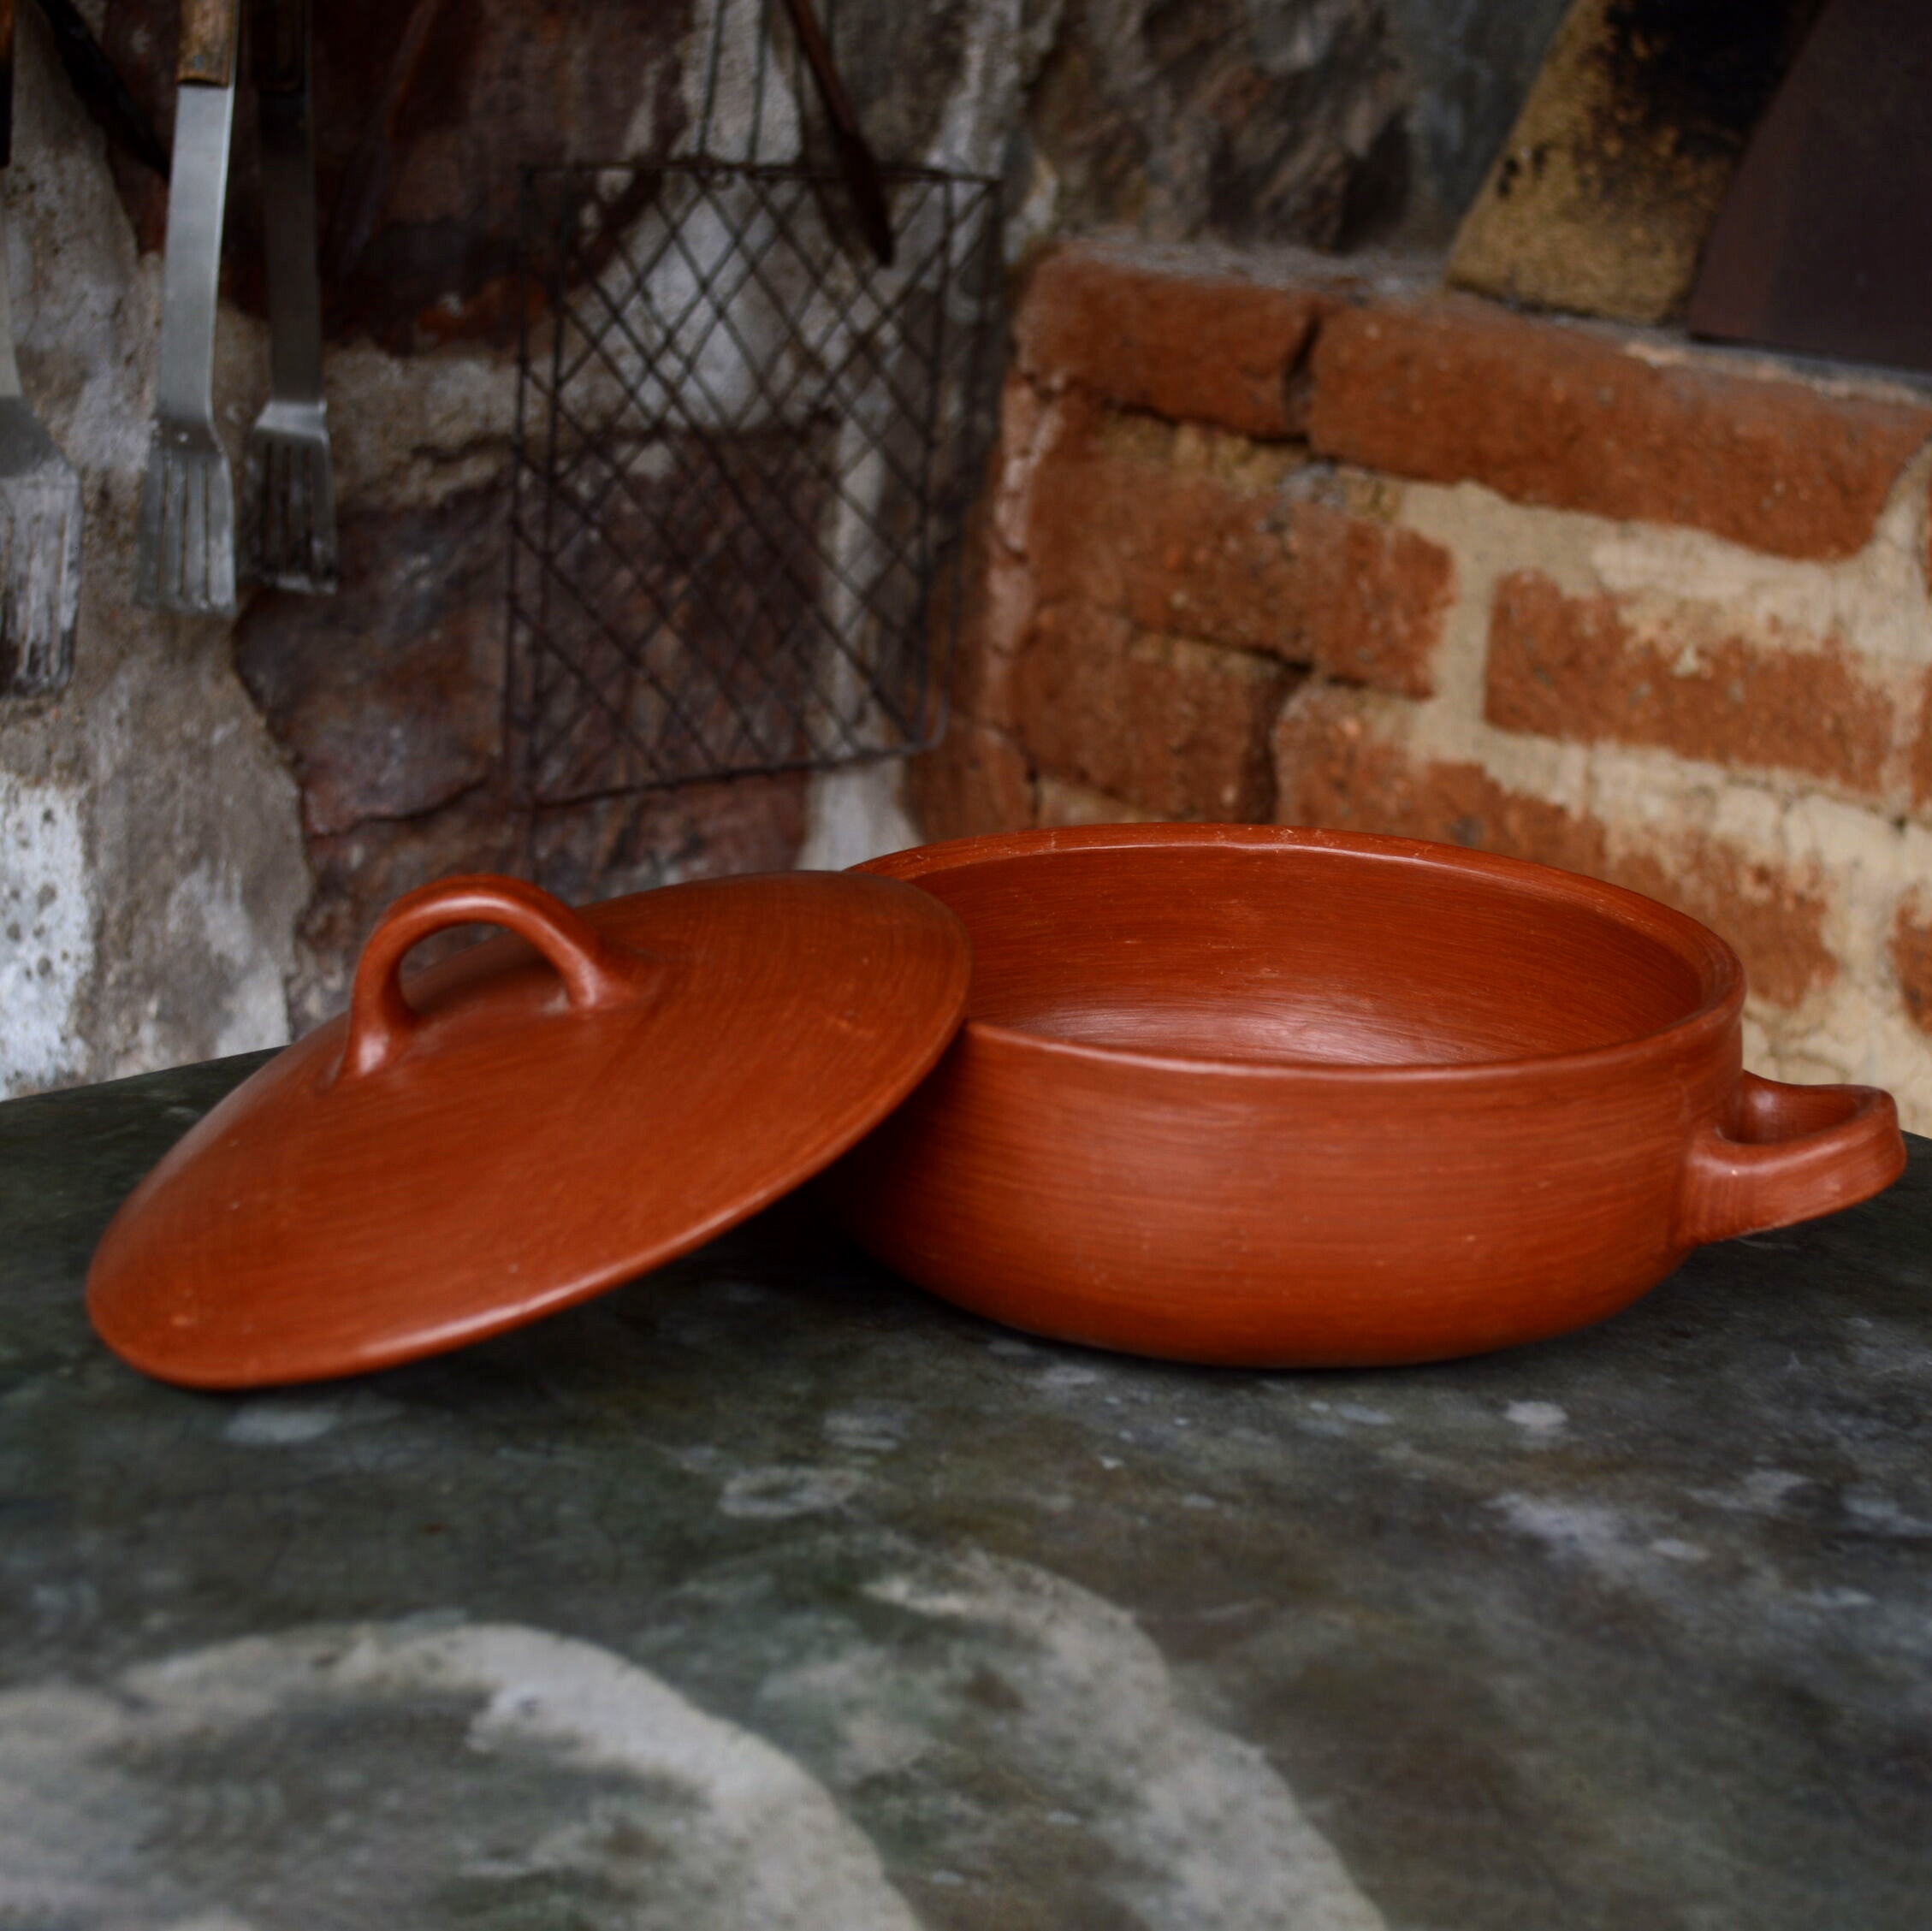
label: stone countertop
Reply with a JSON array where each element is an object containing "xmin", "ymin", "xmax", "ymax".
[{"xmin": 2, "ymin": 1054, "xmax": 1929, "ymax": 1931}]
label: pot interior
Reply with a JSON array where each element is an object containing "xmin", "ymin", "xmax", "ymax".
[{"xmin": 898, "ymin": 842, "xmax": 1719, "ymax": 1069}]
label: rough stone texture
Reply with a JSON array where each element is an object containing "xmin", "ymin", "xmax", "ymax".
[
  {"xmin": 288, "ymin": 773, "xmax": 809, "ymax": 1031},
  {"xmin": 1446, "ymin": 0, "xmax": 1814, "ymax": 325},
  {"xmin": 1024, "ymin": 0, "xmax": 1411, "ymax": 250},
  {"xmin": 5, "ymin": 1060, "xmax": 1932, "ymax": 1929},
  {"xmin": 1383, "ymin": 0, "xmax": 1575, "ymax": 230},
  {"xmin": 1275, "ymin": 685, "xmax": 1840, "ymax": 1009},
  {"xmin": 904, "ymin": 719, "xmax": 1034, "ymax": 848},
  {"xmin": 1013, "ymin": 603, "xmax": 1295, "ymax": 820},
  {"xmin": 1917, "ymin": 676, "xmax": 1932, "ymax": 813},
  {"xmin": 1894, "ymin": 903, "xmax": 1932, "ymax": 1037},
  {"xmin": 1307, "ymin": 298, "xmax": 1932, "ymax": 560},
  {"xmin": 1485, "ymin": 572, "xmax": 1902, "ymax": 798},
  {"xmin": 13, "ymin": 0, "xmax": 1113, "ymax": 1081},
  {"xmin": 236, "ymin": 490, "xmax": 507, "ymax": 838},
  {"xmin": 102, "ymin": 0, "xmax": 696, "ymax": 351},
  {"xmin": 1016, "ymin": 245, "xmax": 1329, "ymax": 438},
  {"xmin": 0, "ymin": 15, "xmax": 308, "ymax": 1098}
]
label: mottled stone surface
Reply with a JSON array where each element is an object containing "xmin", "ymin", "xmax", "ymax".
[
  {"xmin": 0, "ymin": 11, "xmax": 309, "ymax": 1099},
  {"xmin": 3, "ymin": 1056, "xmax": 1929, "ymax": 1928}
]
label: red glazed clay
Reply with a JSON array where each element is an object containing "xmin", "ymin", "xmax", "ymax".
[
  {"xmin": 825, "ymin": 825, "xmax": 1905, "ymax": 1366},
  {"xmin": 88, "ymin": 871, "xmax": 972, "ymax": 1389}
]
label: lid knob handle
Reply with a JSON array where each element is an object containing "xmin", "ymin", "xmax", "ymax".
[{"xmin": 338, "ymin": 874, "xmax": 653, "ymax": 1082}]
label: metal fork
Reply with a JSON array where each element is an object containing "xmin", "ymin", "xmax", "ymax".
[
  {"xmin": 134, "ymin": 0, "xmax": 239, "ymax": 615},
  {"xmin": 0, "ymin": 0, "xmax": 81, "ymax": 693},
  {"xmin": 241, "ymin": 0, "xmax": 333, "ymax": 593}
]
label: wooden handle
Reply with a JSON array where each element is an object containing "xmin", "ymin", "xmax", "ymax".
[
  {"xmin": 178, "ymin": 0, "xmax": 239, "ymax": 86},
  {"xmin": 337, "ymin": 875, "xmax": 655, "ymax": 1082},
  {"xmin": 0, "ymin": 0, "xmax": 17, "ymax": 169},
  {"xmin": 1678, "ymin": 1072, "xmax": 1905, "ymax": 1246}
]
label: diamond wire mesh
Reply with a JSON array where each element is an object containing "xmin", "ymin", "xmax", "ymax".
[{"xmin": 507, "ymin": 159, "xmax": 1003, "ymax": 804}]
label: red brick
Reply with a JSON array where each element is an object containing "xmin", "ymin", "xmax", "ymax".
[
  {"xmin": 1028, "ymin": 444, "xmax": 1301, "ymax": 655},
  {"xmin": 1016, "ymin": 245, "xmax": 1328, "ymax": 440},
  {"xmin": 1275, "ymin": 687, "xmax": 1838, "ymax": 1007},
  {"xmin": 1307, "ymin": 298, "xmax": 1932, "ymax": 561},
  {"xmin": 1024, "ymin": 439, "xmax": 1451, "ymax": 694},
  {"xmin": 1485, "ymin": 572, "xmax": 1898, "ymax": 795},
  {"xmin": 1013, "ymin": 602, "xmax": 1297, "ymax": 820},
  {"xmin": 905, "ymin": 720, "xmax": 1036, "ymax": 844},
  {"xmin": 1893, "ymin": 903, "xmax": 1932, "ymax": 1035},
  {"xmin": 1283, "ymin": 501, "xmax": 1455, "ymax": 698}
]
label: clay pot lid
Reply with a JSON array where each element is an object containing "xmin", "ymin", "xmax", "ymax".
[{"xmin": 86, "ymin": 870, "xmax": 972, "ymax": 1389}]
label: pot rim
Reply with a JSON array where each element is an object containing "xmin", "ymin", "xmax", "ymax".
[{"xmin": 856, "ymin": 822, "xmax": 1746, "ymax": 1087}]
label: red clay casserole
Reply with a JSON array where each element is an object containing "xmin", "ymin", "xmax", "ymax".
[{"xmin": 823, "ymin": 824, "xmax": 1904, "ymax": 1366}]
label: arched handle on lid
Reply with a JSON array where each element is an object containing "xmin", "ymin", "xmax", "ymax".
[
  {"xmin": 1678, "ymin": 1072, "xmax": 1905, "ymax": 1247},
  {"xmin": 337, "ymin": 874, "xmax": 654, "ymax": 1082}
]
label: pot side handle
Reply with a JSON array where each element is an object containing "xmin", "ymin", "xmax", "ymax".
[
  {"xmin": 1678, "ymin": 1072, "xmax": 1905, "ymax": 1247},
  {"xmin": 336, "ymin": 874, "xmax": 655, "ymax": 1082}
]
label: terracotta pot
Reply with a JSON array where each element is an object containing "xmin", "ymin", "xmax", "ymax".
[{"xmin": 824, "ymin": 825, "xmax": 1905, "ymax": 1366}]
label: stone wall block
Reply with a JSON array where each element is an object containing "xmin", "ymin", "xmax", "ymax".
[{"xmin": 235, "ymin": 489, "xmax": 507, "ymax": 838}]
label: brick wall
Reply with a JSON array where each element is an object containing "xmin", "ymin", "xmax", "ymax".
[{"xmin": 912, "ymin": 239, "xmax": 1932, "ymax": 1131}]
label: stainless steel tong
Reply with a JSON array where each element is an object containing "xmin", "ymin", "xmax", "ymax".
[
  {"xmin": 134, "ymin": 0, "xmax": 240, "ymax": 614},
  {"xmin": 0, "ymin": 0, "xmax": 82, "ymax": 690},
  {"xmin": 241, "ymin": 0, "xmax": 333, "ymax": 593}
]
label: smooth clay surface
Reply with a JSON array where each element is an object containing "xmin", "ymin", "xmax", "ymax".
[
  {"xmin": 3, "ymin": 1057, "xmax": 1930, "ymax": 1928},
  {"xmin": 86, "ymin": 872, "xmax": 971, "ymax": 1389},
  {"xmin": 830, "ymin": 826, "xmax": 1903, "ymax": 1365}
]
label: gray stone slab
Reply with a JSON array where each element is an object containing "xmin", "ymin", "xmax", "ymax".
[{"xmin": 2, "ymin": 1053, "xmax": 1929, "ymax": 1929}]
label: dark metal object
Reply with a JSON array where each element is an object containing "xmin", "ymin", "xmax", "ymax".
[
  {"xmin": 1689, "ymin": 0, "xmax": 1932, "ymax": 376},
  {"xmin": 242, "ymin": 0, "xmax": 337, "ymax": 595},
  {"xmin": 33, "ymin": 0, "xmax": 169, "ymax": 180},
  {"xmin": 322, "ymin": 0, "xmax": 448, "ymax": 294},
  {"xmin": 505, "ymin": 4, "xmax": 1002, "ymax": 805},
  {"xmin": 0, "ymin": 0, "xmax": 18, "ymax": 166},
  {"xmin": 133, "ymin": 0, "xmax": 240, "ymax": 615},
  {"xmin": 0, "ymin": 0, "xmax": 83, "ymax": 697},
  {"xmin": 778, "ymin": 0, "xmax": 893, "ymax": 264}
]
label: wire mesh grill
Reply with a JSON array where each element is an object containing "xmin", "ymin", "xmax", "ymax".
[{"xmin": 507, "ymin": 134, "xmax": 1002, "ymax": 803}]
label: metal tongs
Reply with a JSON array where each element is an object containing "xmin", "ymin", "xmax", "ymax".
[
  {"xmin": 136, "ymin": 0, "xmax": 335, "ymax": 613},
  {"xmin": 240, "ymin": 0, "xmax": 334, "ymax": 593},
  {"xmin": 0, "ymin": 0, "xmax": 84, "ymax": 691},
  {"xmin": 134, "ymin": 0, "xmax": 240, "ymax": 613}
]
